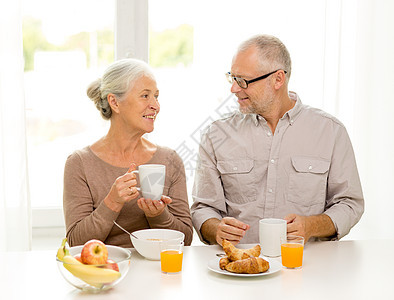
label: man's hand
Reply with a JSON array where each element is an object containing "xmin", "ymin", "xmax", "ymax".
[
  {"xmin": 284, "ymin": 213, "xmax": 336, "ymax": 242},
  {"xmin": 284, "ymin": 214, "xmax": 309, "ymax": 241},
  {"xmin": 201, "ymin": 217, "xmax": 250, "ymax": 246},
  {"xmin": 216, "ymin": 217, "xmax": 250, "ymax": 245}
]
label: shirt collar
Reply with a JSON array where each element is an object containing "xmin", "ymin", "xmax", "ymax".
[
  {"xmin": 283, "ymin": 91, "xmax": 303, "ymax": 125},
  {"xmin": 251, "ymin": 91, "xmax": 303, "ymax": 126},
  {"xmin": 252, "ymin": 114, "xmax": 260, "ymax": 126}
]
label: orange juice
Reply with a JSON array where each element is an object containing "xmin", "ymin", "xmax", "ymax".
[
  {"xmin": 281, "ymin": 243, "xmax": 304, "ymax": 268},
  {"xmin": 160, "ymin": 250, "xmax": 183, "ymax": 273}
]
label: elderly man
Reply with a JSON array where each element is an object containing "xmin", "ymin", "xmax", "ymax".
[{"xmin": 191, "ymin": 34, "xmax": 364, "ymax": 245}]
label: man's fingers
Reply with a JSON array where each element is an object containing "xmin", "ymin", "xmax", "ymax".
[
  {"xmin": 216, "ymin": 232, "xmax": 242, "ymax": 246},
  {"xmin": 218, "ymin": 221, "xmax": 247, "ymax": 240},
  {"xmin": 284, "ymin": 214, "xmax": 297, "ymax": 223},
  {"xmin": 220, "ymin": 226, "xmax": 244, "ymax": 239},
  {"xmin": 215, "ymin": 217, "xmax": 250, "ymax": 246},
  {"xmin": 218, "ymin": 231, "xmax": 242, "ymax": 243},
  {"xmin": 287, "ymin": 222, "xmax": 298, "ymax": 234},
  {"xmin": 222, "ymin": 217, "xmax": 249, "ymax": 230}
]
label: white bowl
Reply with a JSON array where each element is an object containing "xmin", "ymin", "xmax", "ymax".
[{"xmin": 130, "ymin": 229, "xmax": 185, "ymax": 260}]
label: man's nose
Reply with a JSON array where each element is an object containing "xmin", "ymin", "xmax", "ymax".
[{"xmin": 230, "ymin": 80, "xmax": 242, "ymax": 93}]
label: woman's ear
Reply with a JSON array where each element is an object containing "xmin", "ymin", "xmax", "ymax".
[{"xmin": 107, "ymin": 93, "xmax": 120, "ymax": 113}]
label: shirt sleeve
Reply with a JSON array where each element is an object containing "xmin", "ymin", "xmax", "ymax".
[
  {"xmin": 146, "ymin": 150, "xmax": 194, "ymax": 246},
  {"xmin": 191, "ymin": 126, "xmax": 227, "ymax": 242},
  {"xmin": 323, "ymin": 125, "xmax": 364, "ymax": 239},
  {"xmin": 63, "ymin": 152, "xmax": 119, "ymax": 246}
]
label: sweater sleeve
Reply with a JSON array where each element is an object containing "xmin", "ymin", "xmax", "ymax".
[
  {"xmin": 63, "ymin": 152, "xmax": 119, "ymax": 246},
  {"xmin": 146, "ymin": 150, "xmax": 193, "ymax": 245}
]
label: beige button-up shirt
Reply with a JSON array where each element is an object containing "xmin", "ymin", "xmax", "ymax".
[{"xmin": 191, "ymin": 92, "xmax": 364, "ymax": 244}]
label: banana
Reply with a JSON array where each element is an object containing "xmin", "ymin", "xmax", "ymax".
[
  {"xmin": 56, "ymin": 238, "xmax": 68, "ymax": 261},
  {"xmin": 62, "ymin": 255, "xmax": 121, "ymax": 288}
]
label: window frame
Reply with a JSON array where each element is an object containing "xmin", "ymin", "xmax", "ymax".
[{"xmin": 31, "ymin": 0, "xmax": 149, "ymax": 229}]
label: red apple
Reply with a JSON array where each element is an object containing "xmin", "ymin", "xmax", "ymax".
[
  {"xmin": 80, "ymin": 239, "xmax": 108, "ymax": 265},
  {"xmin": 74, "ymin": 254, "xmax": 82, "ymax": 263},
  {"xmin": 105, "ymin": 259, "xmax": 119, "ymax": 272}
]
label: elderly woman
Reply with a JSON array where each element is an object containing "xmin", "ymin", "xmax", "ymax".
[{"xmin": 63, "ymin": 58, "xmax": 193, "ymax": 247}]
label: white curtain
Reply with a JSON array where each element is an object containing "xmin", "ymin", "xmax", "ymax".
[
  {"xmin": 350, "ymin": 0, "xmax": 394, "ymax": 240},
  {"xmin": 320, "ymin": 0, "xmax": 394, "ymax": 240},
  {"xmin": 0, "ymin": 0, "xmax": 31, "ymax": 251}
]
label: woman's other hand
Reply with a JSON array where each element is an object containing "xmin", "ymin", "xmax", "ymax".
[{"xmin": 137, "ymin": 195, "xmax": 172, "ymax": 218}]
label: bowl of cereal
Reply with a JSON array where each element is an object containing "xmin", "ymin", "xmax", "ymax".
[{"xmin": 130, "ymin": 229, "xmax": 184, "ymax": 260}]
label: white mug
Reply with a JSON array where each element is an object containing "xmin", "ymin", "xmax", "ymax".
[
  {"xmin": 259, "ymin": 218, "xmax": 287, "ymax": 257},
  {"xmin": 132, "ymin": 164, "xmax": 166, "ymax": 200}
]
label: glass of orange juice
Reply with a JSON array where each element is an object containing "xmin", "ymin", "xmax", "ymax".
[
  {"xmin": 280, "ymin": 235, "xmax": 304, "ymax": 269},
  {"xmin": 160, "ymin": 240, "xmax": 184, "ymax": 274}
]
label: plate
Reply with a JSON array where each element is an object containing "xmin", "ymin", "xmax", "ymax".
[{"xmin": 207, "ymin": 256, "xmax": 282, "ymax": 277}]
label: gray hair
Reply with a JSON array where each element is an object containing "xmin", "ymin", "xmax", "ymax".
[
  {"xmin": 87, "ymin": 58, "xmax": 155, "ymax": 119},
  {"xmin": 237, "ymin": 34, "xmax": 292, "ymax": 82}
]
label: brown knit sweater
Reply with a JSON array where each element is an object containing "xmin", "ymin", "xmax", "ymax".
[{"xmin": 63, "ymin": 146, "xmax": 193, "ymax": 247}]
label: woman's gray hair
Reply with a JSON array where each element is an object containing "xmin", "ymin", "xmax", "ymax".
[
  {"xmin": 237, "ymin": 34, "xmax": 292, "ymax": 82},
  {"xmin": 87, "ymin": 58, "xmax": 155, "ymax": 119}
]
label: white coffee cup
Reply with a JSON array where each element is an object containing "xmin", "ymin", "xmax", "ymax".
[
  {"xmin": 259, "ymin": 218, "xmax": 287, "ymax": 257},
  {"xmin": 132, "ymin": 164, "xmax": 166, "ymax": 200}
]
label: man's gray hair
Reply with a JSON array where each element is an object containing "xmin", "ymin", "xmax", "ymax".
[{"xmin": 237, "ymin": 34, "xmax": 292, "ymax": 82}]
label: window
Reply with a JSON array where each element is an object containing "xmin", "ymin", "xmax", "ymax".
[{"xmin": 23, "ymin": 0, "xmax": 115, "ymax": 226}]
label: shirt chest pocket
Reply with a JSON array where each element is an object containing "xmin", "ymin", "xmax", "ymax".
[
  {"xmin": 217, "ymin": 159, "xmax": 256, "ymax": 204},
  {"xmin": 288, "ymin": 156, "xmax": 330, "ymax": 209}
]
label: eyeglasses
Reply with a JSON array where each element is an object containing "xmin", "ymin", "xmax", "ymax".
[{"xmin": 225, "ymin": 69, "xmax": 287, "ymax": 89}]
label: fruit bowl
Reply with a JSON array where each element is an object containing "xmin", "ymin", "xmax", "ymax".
[
  {"xmin": 57, "ymin": 245, "xmax": 131, "ymax": 292},
  {"xmin": 130, "ymin": 229, "xmax": 184, "ymax": 260}
]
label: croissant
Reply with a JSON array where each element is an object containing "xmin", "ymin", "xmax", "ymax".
[
  {"xmin": 219, "ymin": 256, "xmax": 230, "ymax": 270},
  {"xmin": 222, "ymin": 239, "xmax": 261, "ymax": 261},
  {"xmin": 225, "ymin": 257, "xmax": 270, "ymax": 274}
]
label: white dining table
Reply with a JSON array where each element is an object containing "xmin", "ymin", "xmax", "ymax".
[{"xmin": 1, "ymin": 239, "xmax": 393, "ymax": 300}]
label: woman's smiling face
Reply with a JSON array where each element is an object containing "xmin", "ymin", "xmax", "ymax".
[{"xmin": 117, "ymin": 75, "xmax": 160, "ymax": 134}]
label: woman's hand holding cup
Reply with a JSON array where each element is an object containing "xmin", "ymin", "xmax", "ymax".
[
  {"xmin": 104, "ymin": 165, "xmax": 140, "ymax": 212},
  {"xmin": 105, "ymin": 163, "xmax": 167, "ymax": 215}
]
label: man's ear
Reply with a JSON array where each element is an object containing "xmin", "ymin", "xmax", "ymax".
[
  {"xmin": 273, "ymin": 70, "xmax": 286, "ymax": 90},
  {"xmin": 107, "ymin": 93, "xmax": 120, "ymax": 113}
]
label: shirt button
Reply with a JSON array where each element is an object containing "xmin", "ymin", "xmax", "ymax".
[
  {"xmin": 267, "ymin": 131, "xmax": 272, "ymax": 136},
  {"xmin": 308, "ymin": 165, "xmax": 313, "ymax": 170},
  {"xmin": 233, "ymin": 166, "xmax": 238, "ymax": 171},
  {"xmin": 270, "ymin": 159, "xmax": 275, "ymax": 164},
  {"xmin": 268, "ymin": 188, "xmax": 273, "ymax": 193}
]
